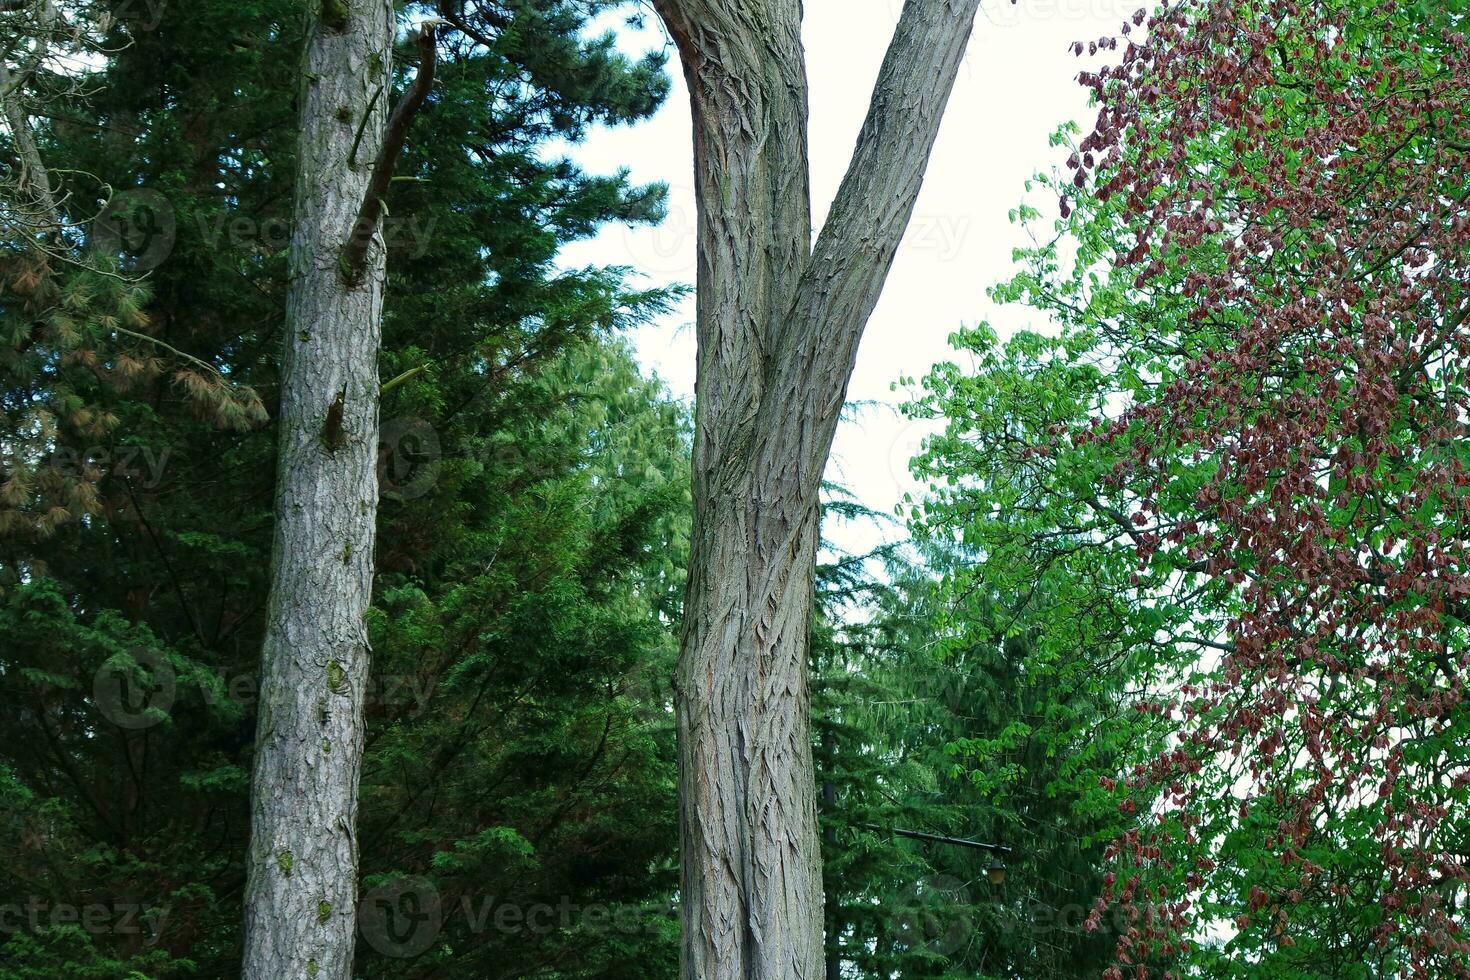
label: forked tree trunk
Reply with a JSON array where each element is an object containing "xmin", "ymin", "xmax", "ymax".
[
  {"xmin": 242, "ymin": 2, "xmax": 393, "ymax": 976},
  {"xmin": 652, "ymin": 1, "xmax": 983, "ymax": 976}
]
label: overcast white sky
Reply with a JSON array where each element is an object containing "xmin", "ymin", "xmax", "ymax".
[{"xmin": 560, "ymin": 0, "xmax": 1136, "ymax": 554}]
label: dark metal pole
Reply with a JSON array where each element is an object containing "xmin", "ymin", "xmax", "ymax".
[{"xmin": 858, "ymin": 823, "xmax": 1013, "ymax": 855}]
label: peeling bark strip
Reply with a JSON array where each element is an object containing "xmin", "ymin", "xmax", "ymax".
[
  {"xmin": 241, "ymin": 1, "xmax": 393, "ymax": 977},
  {"xmin": 651, "ymin": 1, "xmax": 982, "ymax": 977}
]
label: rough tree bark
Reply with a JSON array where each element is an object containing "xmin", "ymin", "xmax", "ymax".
[
  {"xmin": 1, "ymin": 63, "xmax": 59, "ymax": 229},
  {"xmin": 1, "ymin": 0, "xmax": 62, "ymax": 233},
  {"xmin": 650, "ymin": 1, "xmax": 983, "ymax": 977},
  {"xmin": 241, "ymin": 2, "xmax": 394, "ymax": 977}
]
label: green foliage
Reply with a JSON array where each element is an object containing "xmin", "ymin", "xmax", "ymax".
[
  {"xmin": 900, "ymin": 0, "xmax": 1470, "ymax": 972},
  {"xmin": 813, "ymin": 485, "xmax": 1128, "ymax": 978},
  {"xmin": 0, "ymin": 1, "xmax": 686, "ymax": 976},
  {"xmin": 10, "ymin": 1, "xmax": 1456, "ymax": 977}
]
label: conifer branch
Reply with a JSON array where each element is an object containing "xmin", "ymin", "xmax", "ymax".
[{"xmin": 110, "ymin": 325, "xmax": 226, "ymax": 379}]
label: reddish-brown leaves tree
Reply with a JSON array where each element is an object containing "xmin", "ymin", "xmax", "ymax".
[{"xmin": 1069, "ymin": 0, "xmax": 1470, "ymax": 974}]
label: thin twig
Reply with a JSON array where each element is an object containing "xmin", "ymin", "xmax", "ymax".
[{"xmin": 111, "ymin": 325, "xmax": 228, "ymax": 379}]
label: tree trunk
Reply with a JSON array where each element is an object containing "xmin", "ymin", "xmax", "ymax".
[
  {"xmin": 654, "ymin": 1, "xmax": 983, "ymax": 977},
  {"xmin": 241, "ymin": 2, "xmax": 393, "ymax": 977},
  {"xmin": 1, "ymin": 66, "xmax": 59, "ymax": 228},
  {"xmin": 1, "ymin": 1, "xmax": 62, "ymax": 233}
]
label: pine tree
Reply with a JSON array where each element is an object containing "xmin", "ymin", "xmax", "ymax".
[
  {"xmin": 813, "ymin": 513, "xmax": 1131, "ymax": 979},
  {"xmin": 1, "ymin": 1, "xmax": 685, "ymax": 975}
]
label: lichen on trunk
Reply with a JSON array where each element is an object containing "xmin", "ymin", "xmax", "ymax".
[{"xmin": 241, "ymin": 2, "xmax": 394, "ymax": 977}]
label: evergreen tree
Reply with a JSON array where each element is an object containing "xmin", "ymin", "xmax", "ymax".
[
  {"xmin": 0, "ymin": 1, "xmax": 686, "ymax": 975},
  {"xmin": 814, "ymin": 516, "xmax": 1132, "ymax": 979}
]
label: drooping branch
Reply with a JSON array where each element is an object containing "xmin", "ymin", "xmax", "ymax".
[
  {"xmin": 433, "ymin": 0, "xmax": 500, "ymax": 49},
  {"xmin": 339, "ymin": 20, "xmax": 439, "ymax": 286}
]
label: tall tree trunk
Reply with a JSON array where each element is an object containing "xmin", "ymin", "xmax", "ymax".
[
  {"xmin": 242, "ymin": 2, "xmax": 393, "ymax": 977},
  {"xmin": 653, "ymin": 1, "xmax": 983, "ymax": 977}
]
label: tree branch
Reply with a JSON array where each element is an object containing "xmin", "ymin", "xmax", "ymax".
[
  {"xmin": 646, "ymin": 0, "xmax": 814, "ymax": 502},
  {"xmin": 762, "ymin": 0, "xmax": 982, "ymax": 481},
  {"xmin": 805, "ymin": 0, "xmax": 981, "ymax": 291},
  {"xmin": 340, "ymin": 21, "xmax": 439, "ymax": 286},
  {"xmin": 111, "ymin": 325, "xmax": 227, "ymax": 378},
  {"xmin": 1, "ymin": 69, "xmax": 60, "ymax": 230},
  {"xmin": 379, "ymin": 362, "xmax": 429, "ymax": 394},
  {"xmin": 433, "ymin": 0, "xmax": 498, "ymax": 49}
]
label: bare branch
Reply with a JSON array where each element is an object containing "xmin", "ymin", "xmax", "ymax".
[
  {"xmin": 339, "ymin": 21, "xmax": 439, "ymax": 286},
  {"xmin": 434, "ymin": 0, "xmax": 497, "ymax": 49}
]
